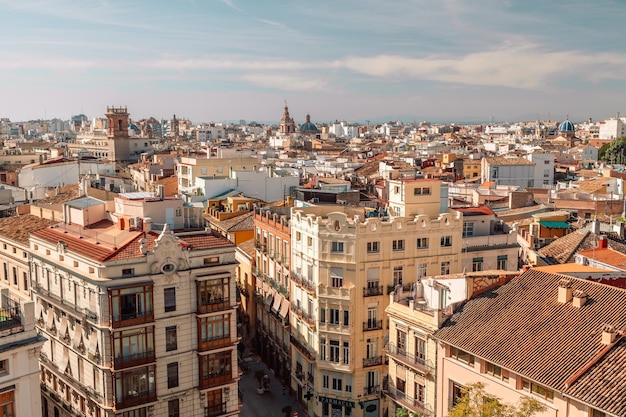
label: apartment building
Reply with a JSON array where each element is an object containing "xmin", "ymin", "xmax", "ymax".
[
  {"xmin": 481, "ymin": 157, "xmax": 536, "ymax": 190},
  {"xmin": 433, "ymin": 269, "xmax": 626, "ymax": 417},
  {"xmin": 177, "ymin": 156, "xmax": 259, "ymax": 196},
  {"xmin": 31, "ymin": 196, "xmax": 241, "ymax": 417},
  {"xmin": 289, "ymin": 179, "xmax": 462, "ymax": 417},
  {"xmin": 384, "ymin": 271, "xmax": 517, "ymax": 417},
  {"xmin": 252, "ymin": 206, "xmax": 292, "ymax": 382}
]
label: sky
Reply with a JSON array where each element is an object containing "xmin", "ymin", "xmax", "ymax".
[{"xmin": 1, "ymin": 0, "xmax": 626, "ymax": 124}]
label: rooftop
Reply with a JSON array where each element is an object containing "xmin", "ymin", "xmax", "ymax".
[{"xmin": 0, "ymin": 215, "xmax": 54, "ymax": 245}]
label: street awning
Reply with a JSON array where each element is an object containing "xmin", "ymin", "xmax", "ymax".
[
  {"xmin": 539, "ymin": 221, "xmax": 571, "ymax": 229},
  {"xmin": 279, "ymin": 298, "xmax": 290, "ymax": 320},
  {"xmin": 272, "ymin": 293, "xmax": 283, "ymax": 314}
]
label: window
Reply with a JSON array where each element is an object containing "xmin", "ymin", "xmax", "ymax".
[
  {"xmin": 115, "ymin": 366, "xmax": 156, "ymax": 405},
  {"xmin": 122, "ymin": 268, "xmax": 135, "ymax": 277},
  {"xmin": 2, "ymin": 263, "xmax": 6, "ymax": 281},
  {"xmin": 23, "ymin": 272, "xmax": 28, "ymax": 291},
  {"xmin": 331, "ymin": 242, "xmax": 344, "ymax": 253},
  {"xmin": 451, "ymin": 381, "xmax": 465, "ymax": 408},
  {"xmin": 486, "ymin": 361, "xmax": 508, "ymax": 381},
  {"xmin": 343, "ymin": 341, "xmax": 350, "ymax": 364},
  {"xmin": 343, "ymin": 310, "xmax": 349, "ymax": 327},
  {"xmin": 450, "ymin": 346, "xmax": 475, "ymax": 366},
  {"xmin": 472, "ymin": 257, "xmax": 483, "ymax": 272},
  {"xmin": 198, "ymin": 314, "xmax": 231, "ymax": 349},
  {"xmin": 392, "ymin": 239, "xmax": 405, "ymax": 251},
  {"xmin": 497, "ymin": 255, "xmax": 508, "ymax": 270},
  {"xmin": 416, "ymin": 238, "xmax": 429, "ymax": 249},
  {"xmin": 206, "ymin": 390, "xmax": 224, "ymax": 416},
  {"xmin": 197, "ymin": 277, "xmax": 229, "ymax": 313},
  {"xmin": 296, "ymin": 231, "xmax": 301, "ymax": 241},
  {"xmin": 320, "ymin": 338, "xmax": 326, "ymax": 361},
  {"xmin": 164, "ymin": 288, "xmax": 176, "ymax": 312},
  {"xmin": 203, "ymin": 257, "xmax": 219, "ymax": 265},
  {"xmin": 167, "ymin": 362, "xmax": 179, "ymax": 388},
  {"xmin": 168, "ymin": 399, "xmax": 179, "ymax": 417},
  {"xmin": 166, "ymin": 326, "xmax": 177, "ymax": 351},
  {"xmin": 393, "ymin": 266, "xmax": 404, "ymax": 286},
  {"xmin": 330, "ymin": 267, "xmax": 343, "ymax": 288},
  {"xmin": 367, "ymin": 241, "xmax": 380, "ymax": 253},
  {"xmin": 0, "ymin": 359, "xmax": 7, "ymax": 374},
  {"xmin": 199, "ymin": 351, "xmax": 232, "ymax": 386},
  {"xmin": 462, "ymin": 222, "xmax": 474, "ymax": 237},
  {"xmin": 396, "ymin": 377, "xmax": 406, "ymax": 393},
  {"xmin": 417, "ymin": 263, "xmax": 427, "ymax": 279},
  {"xmin": 440, "ymin": 261, "xmax": 451, "ymax": 275},
  {"xmin": 522, "ymin": 379, "xmax": 554, "ymax": 401},
  {"xmin": 307, "ymin": 237, "xmax": 312, "ymax": 246},
  {"xmin": 330, "ymin": 340, "xmax": 340, "ymax": 363},
  {"xmin": 0, "ymin": 391, "xmax": 14, "ymax": 417},
  {"xmin": 415, "ymin": 382, "xmax": 425, "ymax": 405},
  {"xmin": 322, "ymin": 374, "xmax": 329, "ymax": 389},
  {"xmin": 415, "ymin": 337, "xmax": 426, "ymax": 362},
  {"xmin": 414, "ymin": 187, "xmax": 431, "ymax": 195},
  {"xmin": 110, "ymin": 285, "xmax": 153, "ymax": 326},
  {"xmin": 441, "ymin": 236, "xmax": 452, "ymax": 247},
  {"xmin": 397, "ymin": 329, "xmax": 407, "ymax": 355},
  {"xmin": 329, "ymin": 308, "xmax": 340, "ymax": 325},
  {"xmin": 332, "ymin": 376, "xmax": 342, "ymax": 391},
  {"xmin": 12, "ymin": 267, "xmax": 16, "ymax": 285},
  {"xmin": 112, "ymin": 327, "xmax": 155, "ymax": 367},
  {"xmin": 319, "ymin": 308, "xmax": 326, "ymax": 323}
]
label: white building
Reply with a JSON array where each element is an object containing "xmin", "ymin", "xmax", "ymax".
[
  {"xmin": 598, "ymin": 117, "xmax": 626, "ymax": 139},
  {"xmin": 526, "ymin": 152, "xmax": 555, "ymax": 188}
]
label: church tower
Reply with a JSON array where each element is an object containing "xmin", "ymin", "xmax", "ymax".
[
  {"xmin": 106, "ymin": 106, "xmax": 131, "ymax": 161},
  {"xmin": 279, "ymin": 103, "xmax": 295, "ymax": 136}
]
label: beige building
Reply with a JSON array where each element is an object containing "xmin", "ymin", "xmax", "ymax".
[
  {"xmin": 289, "ymin": 179, "xmax": 462, "ymax": 417},
  {"xmin": 31, "ymin": 197, "xmax": 241, "ymax": 417},
  {"xmin": 177, "ymin": 156, "xmax": 259, "ymax": 196},
  {"xmin": 433, "ymin": 269, "xmax": 626, "ymax": 417}
]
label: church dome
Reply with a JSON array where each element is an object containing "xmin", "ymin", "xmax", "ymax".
[
  {"xmin": 559, "ymin": 120, "xmax": 575, "ymax": 133},
  {"xmin": 299, "ymin": 114, "xmax": 318, "ymax": 133}
]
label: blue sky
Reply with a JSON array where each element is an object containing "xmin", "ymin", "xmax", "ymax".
[{"xmin": 1, "ymin": 0, "xmax": 625, "ymax": 124}]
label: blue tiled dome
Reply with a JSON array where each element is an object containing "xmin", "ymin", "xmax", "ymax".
[
  {"xmin": 299, "ymin": 114, "xmax": 318, "ymax": 133},
  {"xmin": 559, "ymin": 120, "xmax": 575, "ymax": 132}
]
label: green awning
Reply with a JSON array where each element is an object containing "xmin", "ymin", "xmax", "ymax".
[{"xmin": 539, "ymin": 221, "xmax": 571, "ymax": 229}]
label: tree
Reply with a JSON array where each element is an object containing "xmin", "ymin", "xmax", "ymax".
[
  {"xmin": 448, "ymin": 383, "xmax": 546, "ymax": 417},
  {"xmin": 396, "ymin": 408, "xmax": 409, "ymax": 417},
  {"xmin": 598, "ymin": 137, "xmax": 626, "ymax": 165}
]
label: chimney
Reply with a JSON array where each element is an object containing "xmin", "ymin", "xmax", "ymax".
[
  {"xmin": 558, "ymin": 278, "xmax": 573, "ymax": 304},
  {"xmin": 572, "ymin": 290, "xmax": 588, "ymax": 308},
  {"xmin": 598, "ymin": 235, "xmax": 608, "ymax": 249},
  {"xmin": 601, "ymin": 324, "xmax": 617, "ymax": 345}
]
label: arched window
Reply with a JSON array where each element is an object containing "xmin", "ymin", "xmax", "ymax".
[{"xmin": 118, "ymin": 120, "xmax": 123, "ymax": 131}]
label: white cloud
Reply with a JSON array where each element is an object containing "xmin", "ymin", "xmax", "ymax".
[{"xmin": 240, "ymin": 74, "xmax": 330, "ymax": 92}]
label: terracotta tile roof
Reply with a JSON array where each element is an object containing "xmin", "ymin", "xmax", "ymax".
[
  {"xmin": 577, "ymin": 247, "xmax": 626, "ymax": 269},
  {"xmin": 33, "ymin": 184, "xmax": 79, "ymax": 206},
  {"xmin": 484, "ymin": 157, "xmax": 535, "ymax": 166},
  {"xmin": 433, "ymin": 269, "xmax": 626, "ymax": 395},
  {"xmin": 32, "ymin": 225, "xmax": 233, "ymax": 263},
  {"xmin": 564, "ymin": 338, "xmax": 626, "ymax": 416},
  {"xmin": 237, "ymin": 238, "xmax": 256, "ymax": 258},
  {"xmin": 540, "ymin": 230, "xmax": 626, "ymax": 264},
  {"xmin": 0, "ymin": 215, "xmax": 55, "ymax": 245},
  {"xmin": 453, "ymin": 205, "xmax": 495, "ymax": 216},
  {"xmin": 208, "ymin": 211, "xmax": 255, "ymax": 233}
]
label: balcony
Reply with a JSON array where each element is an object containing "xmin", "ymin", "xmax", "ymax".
[
  {"xmin": 363, "ymin": 385, "xmax": 380, "ymax": 396},
  {"xmin": 199, "ymin": 369, "xmax": 234, "ymax": 389},
  {"xmin": 293, "ymin": 307, "xmax": 316, "ymax": 329},
  {"xmin": 383, "ymin": 381, "xmax": 432, "ymax": 416},
  {"xmin": 307, "ymin": 371, "xmax": 314, "ymax": 384},
  {"xmin": 197, "ymin": 298, "xmax": 231, "ymax": 314},
  {"xmin": 198, "ymin": 334, "xmax": 234, "ymax": 351},
  {"xmin": 115, "ymin": 390, "xmax": 157, "ymax": 410},
  {"xmin": 111, "ymin": 310, "xmax": 154, "ymax": 329},
  {"xmin": 113, "ymin": 351, "xmax": 156, "ymax": 369},
  {"xmin": 0, "ymin": 296, "xmax": 22, "ymax": 332},
  {"xmin": 386, "ymin": 343, "xmax": 434, "ymax": 375},
  {"xmin": 291, "ymin": 336, "xmax": 315, "ymax": 362},
  {"xmin": 362, "ymin": 356, "xmax": 383, "ymax": 368},
  {"xmin": 362, "ymin": 319, "xmax": 383, "ymax": 332},
  {"xmin": 205, "ymin": 402, "xmax": 227, "ymax": 417},
  {"xmin": 363, "ymin": 286, "xmax": 383, "ymax": 297},
  {"xmin": 33, "ymin": 284, "xmax": 98, "ymax": 322}
]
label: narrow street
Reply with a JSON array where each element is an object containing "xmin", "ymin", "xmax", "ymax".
[{"xmin": 239, "ymin": 351, "xmax": 306, "ymax": 417}]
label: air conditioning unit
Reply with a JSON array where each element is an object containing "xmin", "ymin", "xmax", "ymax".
[{"xmin": 311, "ymin": 198, "xmax": 319, "ymax": 204}]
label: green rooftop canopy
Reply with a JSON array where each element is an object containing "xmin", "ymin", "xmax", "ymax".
[{"xmin": 539, "ymin": 220, "xmax": 571, "ymax": 229}]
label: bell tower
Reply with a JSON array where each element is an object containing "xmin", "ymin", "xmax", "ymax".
[{"xmin": 106, "ymin": 106, "xmax": 130, "ymax": 161}]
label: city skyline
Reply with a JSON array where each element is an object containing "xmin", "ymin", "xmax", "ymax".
[{"xmin": 1, "ymin": 0, "xmax": 625, "ymax": 123}]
